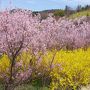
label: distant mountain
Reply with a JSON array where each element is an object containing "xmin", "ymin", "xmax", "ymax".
[
  {"xmin": 9, "ymin": 8, "xmax": 65, "ymax": 19},
  {"xmin": 7, "ymin": 5, "xmax": 90, "ymax": 20}
]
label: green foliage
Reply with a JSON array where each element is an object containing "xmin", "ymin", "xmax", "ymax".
[
  {"xmin": 0, "ymin": 84, "xmax": 4, "ymax": 90},
  {"xmin": 54, "ymin": 10, "xmax": 65, "ymax": 17},
  {"xmin": 69, "ymin": 10, "xmax": 90, "ymax": 19}
]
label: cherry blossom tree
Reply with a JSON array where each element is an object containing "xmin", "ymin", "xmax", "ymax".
[{"xmin": 0, "ymin": 10, "xmax": 41, "ymax": 90}]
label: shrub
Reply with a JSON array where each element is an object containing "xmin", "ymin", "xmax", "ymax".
[
  {"xmin": 0, "ymin": 48, "xmax": 90, "ymax": 90},
  {"xmin": 50, "ymin": 49, "xmax": 90, "ymax": 90},
  {"xmin": 54, "ymin": 10, "xmax": 65, "ymax": 17}
]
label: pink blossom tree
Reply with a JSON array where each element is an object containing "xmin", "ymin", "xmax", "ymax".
[{"xmin": 0, "ymin": 10, "xmax": 41, "ymax": 90}]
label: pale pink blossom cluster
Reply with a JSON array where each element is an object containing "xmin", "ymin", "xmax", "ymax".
[
  {"xmin": 0, "ymin": 10, "xmax": 90, "ymax": 55},
  {"xmin": 15, "ymin": 60, "xmax": 32, "ymax": 82},
  {"xmin": 15, "ymin": 67, "xmax": 32, "ymax": 82}
]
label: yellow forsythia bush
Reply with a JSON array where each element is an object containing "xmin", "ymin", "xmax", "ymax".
[
  {"xmin": 0, "ymin": 48, "xmax": 90, "ymax": 90},
  {"xmin": 49, "ymin": 48, "xmax": 90, "ymax": 90},
  {"xmin": 0, "ymin": 54, "xmax": 10, "ymax": 80}
]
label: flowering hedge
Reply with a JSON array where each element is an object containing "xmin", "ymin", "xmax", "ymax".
[{"xmin": 0, "ymin": 48, "xmax": 90, "ymax": 90}]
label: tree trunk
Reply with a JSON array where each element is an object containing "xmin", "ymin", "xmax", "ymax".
[
  {"xmin": 4, "ymin": 58, "xmax": 15, "ymax": 90},
  {"xmin": 5, "ymin": 84, "xmax": 14, "ymax": 90}
]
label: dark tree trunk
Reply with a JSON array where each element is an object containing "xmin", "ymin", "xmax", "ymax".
[
  {"xmin": 4, "ymin": 40, "xmax": 24, "ymax": 90},
  {"xmin": 4, "ymin": 58, "xmax": 15, "ymax": 90},
  {"xmin": 5, "ymin": 84, "xmax": 14, "ymax": 90}
]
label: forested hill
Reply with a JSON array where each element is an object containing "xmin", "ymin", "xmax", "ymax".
[{"xmin": 7, "ymin": 5, "xmax": 90, "ymax": 20}]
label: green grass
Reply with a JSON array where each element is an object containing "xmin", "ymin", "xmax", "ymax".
[
  {"xmin": 69, "ymin": 9, "xmax": 90, "ymax": 19},
  {"xmin": 0, "ymin": 84, "xmax": 4, "ymax": 90},
  {"xmin": 14, "ymin": 85, "xmax": 49, "ymax": 90},
  {"xmin": 0, "ymin": 84, "xmax": 49, "ymax": 90}
]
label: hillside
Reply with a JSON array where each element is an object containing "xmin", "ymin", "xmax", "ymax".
[
  {"xmin": 69, "ymin": 9, "xmax": 90, "ymax": 19},
  {"xmin": 7, "ymin": 8, "xmax": 90, "ymax": 20},
  {"xmin": 34, "ymin": 9, "xmax": 90, "ymax": 19}
]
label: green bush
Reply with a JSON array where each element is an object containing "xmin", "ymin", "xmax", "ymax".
[{"xmin": 54, "ymin": 10, "xmax": 65, "ymax": 17}]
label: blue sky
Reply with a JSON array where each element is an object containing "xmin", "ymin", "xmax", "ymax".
[{"xmin": 1, "ymin": 0, "xmax": 90, "ymax": 11}]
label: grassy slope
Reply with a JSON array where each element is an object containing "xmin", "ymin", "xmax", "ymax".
[{"xmin": 69, "ymin": 9, "xmax": 90, "ymax": 19}]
